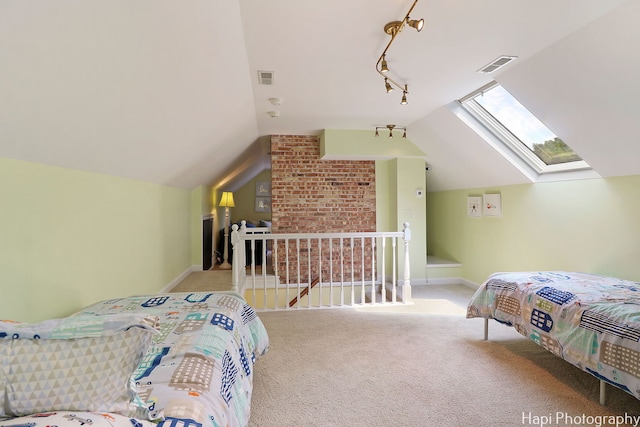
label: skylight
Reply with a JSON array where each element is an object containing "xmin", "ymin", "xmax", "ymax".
[{"xmin": 458, "ymin": 81, "xmax": 591, "ymax": 176}]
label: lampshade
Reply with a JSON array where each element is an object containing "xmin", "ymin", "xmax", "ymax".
[{"xmin": 219, "ymin": 191, "xmax": 235, "ymax": 208}]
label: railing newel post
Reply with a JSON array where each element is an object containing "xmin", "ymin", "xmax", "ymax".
[
  {"xmin": 402, "ymin": 222, "xmax": 412, "ymax": 303},
  {"xmin": 231, "ymin": 224, "xmax": 241, "ymax": 293}
]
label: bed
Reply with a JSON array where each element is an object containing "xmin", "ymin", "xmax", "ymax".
[
  {"xmin": 467, "ymin": 271, "xmax": 640, "ymax": 404},
  {"xmin": 0, "ymin": 291, "xmax": 269, "ymax": 427}
]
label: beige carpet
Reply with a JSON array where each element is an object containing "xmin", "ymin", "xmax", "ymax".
[
  {"xmin": 170, "ymin": 270, "xmax": 234, "ymax": 293},
  {"xmin": 248, "ymin": 285, "xmax": 640, "ymax": 427}
]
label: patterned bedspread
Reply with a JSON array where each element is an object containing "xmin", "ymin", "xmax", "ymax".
[
  {"xmin": 74, "ymin": 291, "xmax": 270, "ymax": 427},
  {"xmin": 467, "ymin": 271, "xmax": 640, "ymax": 399}
]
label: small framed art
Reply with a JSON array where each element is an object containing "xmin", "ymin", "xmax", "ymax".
[
  {"xmin": 467, "ymin": 196, "xmax": 482, "ymax": 217},
  {"xmin": 255, "ymin": 196, "xmax": 271, "ymax": 213},
  {"xmin": 256, "ymin": 181, "xmax": 271, "ymax": 196},
  {"xmin": 483, "ymin": 194, "xmax": 502, "ymax": 217}
]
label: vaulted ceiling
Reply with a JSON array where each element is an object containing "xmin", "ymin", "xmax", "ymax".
[{"xmin": 1, "ymin": 0, "xmax": 637, "ymax": 192}]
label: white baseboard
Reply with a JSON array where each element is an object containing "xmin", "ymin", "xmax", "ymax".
[
  {"xmin": 461, "ymin": 278, "xmax": 481, "ymax": 289},
  {"xmin": 413, "ymin": 276, "xmax": 482, "ymax": 289},
  {"xmin": 391, "ymin": 277, "xmax": 476, "ymax": 287},
  {"xmin": 396, "ymin": 278, "xmax": 428, "ymax": 286},
  {"xmin": 424, "ymin": 277, "xmax": 461, "ymax": 286},
  {"xmin": 159, "ymin": 265, "xmax": 201, "ymax": 294}
]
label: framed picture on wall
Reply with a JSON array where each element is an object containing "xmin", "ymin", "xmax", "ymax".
[
  {"xmin": 483, "ymin": 193, "xmax": 502, "ymax": 217},
  {"xmin": 256, "ymin": 181, "xmax": 271, "ymax": 196},
  {"xmin": 255, "ymin": 196, "xmax": 271, "ymax": 213},
  {"xmin": 467, "ymin": 196, "xmax": 482, "ymax": 217}
]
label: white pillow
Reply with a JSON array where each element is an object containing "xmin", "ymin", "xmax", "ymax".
[{"xmin": 0, "ymin": 314, "xmax": 157, "ymax": 417}]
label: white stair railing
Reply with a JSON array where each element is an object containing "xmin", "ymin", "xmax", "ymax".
[{"xmin": 231, "ymin": 221, "xmax": 411, "ymax": 310}]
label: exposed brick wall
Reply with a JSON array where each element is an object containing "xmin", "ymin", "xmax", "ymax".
[
  {"xmin": 270, "ymin": 135, "xmax": 376, "ymax": 283},
  {"xmin": 270, "ymin": 135, "xmax": 376, "ymax": 232}
]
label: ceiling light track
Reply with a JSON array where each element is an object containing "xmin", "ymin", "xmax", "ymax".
[{"xmin": 376, "ymin": 0, "xmax": 424, "ymax": 105}]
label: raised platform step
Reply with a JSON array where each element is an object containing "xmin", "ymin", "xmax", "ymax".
[{"xmin": 427, "ymin": 256, "xmax": 461, "ymax": 268}]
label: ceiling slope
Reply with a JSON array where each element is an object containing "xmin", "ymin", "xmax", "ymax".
[
  {"xmin": 1, "ymin": 0, "xmax": 635, "ymax": 191},
  {"xmin": 406, "ymin": 0, "xmax": 637, "ymax": 192},
  {"xmin": 496, "ymin": 0, "xmax": 640, "ymax": 180},
  {"xmin": 0, "ymin": 0, "xmax": 259, "ymax": 189}
]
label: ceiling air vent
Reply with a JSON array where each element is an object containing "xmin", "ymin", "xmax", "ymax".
[
  {"xmin": 477, "ymin": 56, "xmax": 517, "ymax": 73},
  {"xmin": 257, "ymin": 70, "xmax": 275, "ymax": 85}
]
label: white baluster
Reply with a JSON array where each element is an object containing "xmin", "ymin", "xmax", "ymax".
[
  {"xmin": 296, "ymin": 238, "xmax": 301, "ymax": 309},
  {"xmin": 318, "ymin": 239, "xmax": 323, "ymax": 306},
  {"xmin": 285, "ymin": 238, "xmax": 290, "ymax": 309},
  {"xmin": 329, "ymin": 238, "xmax": 334, "ymax": 307},
  {"xmin": 307, "ymin": 238, "xmax": 312, "ymax": 308},
  {"xmin": 381, "ymin": 237, "xmax": 386, "ymax": 304},
  {"xmin": 339, "ymin": 237, "xmax": 344, "ymax": 306},
  {"xmin": 391, "ymin": 236, "xmax": 397, "ymax": 303},
  {"xmin": 350, "ymin": 237, "xmax": 355, "ymax": 306},
  {"xmin": 360, "ymin": 237, "xmax": 366, "ymax": 305},
  {"xmin": 370, "ymin": 237, "xmax": 376, "ymax": 304}
]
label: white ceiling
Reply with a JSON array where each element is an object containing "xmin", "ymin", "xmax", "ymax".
[{"xmin": 1, "ymin": 0, "xmax": 636, "ymax": 192}]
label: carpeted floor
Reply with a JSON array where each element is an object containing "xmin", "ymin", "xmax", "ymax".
[
  {"xmin": 169, "ymin": 275, "xmax": 640, "ymax": 426},
  {"xmin": 170, "ymin": 269, "xmax": 234, "ymax": 293},
  {"xmin": 248, "ymin": 285, "xmax": 640, "ymax": 427}
]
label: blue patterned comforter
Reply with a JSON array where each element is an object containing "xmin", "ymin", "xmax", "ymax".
[
  {"xmin": 75, "ymin": 291, "xmax": 270, "ymax": 427},
  {"xmin": 467, "ymin": 271, "xmax": 640, "ymax": 399}
]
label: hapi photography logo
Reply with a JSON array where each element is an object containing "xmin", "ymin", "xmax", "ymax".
[{"xmin": 522, "ymin": 411, "xmax": 640, "ymax": 427}]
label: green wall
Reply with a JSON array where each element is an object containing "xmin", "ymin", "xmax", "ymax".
[
  {"xmin": 427, "ymin": 176, "xmax": 640, "ymax": 285},
  {"xmin": 0, "ymin": 157, "xmax": 193, "ymax": 322},
  {"xmin": 190, "ymin": 185, "xmax": 212, "ymax": 267},
  {"xmin": 232, "ymin": 169, "xmax": 272, "ymax": 225},
  {"xmin": 321, "ymin": 129, "xmax": 427, "ymax": 159},
  {"xmin": 376, "ymin": 158, "xmax": 427, "ymax": 281}
]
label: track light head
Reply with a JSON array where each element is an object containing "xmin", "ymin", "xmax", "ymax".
[
  {"xmin": 401, "ymin": 84, "xmax": 408, "ymax": 104},
  {"xmin": 385, "ymin": 78, "xmax": 394, "ymax": 93},
  {"xmin": 407, "ymin": 18, "xmax": 424, "ymax": 32},
  {"xmin": 381, "ymin": 55, "xmax": 389, "ymax": 73},
  {"xmin": 387, "ymin": 124, "xmax": 395, "ymax": 138}
]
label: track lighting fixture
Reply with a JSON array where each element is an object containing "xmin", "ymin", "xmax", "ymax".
[
  {"xmin": 375, "ymin": 0, "xmax": 424, "ymax": 105},
  {"xmin": 375, "ymin": 124, "xmax": 407, "ymax": 139}
]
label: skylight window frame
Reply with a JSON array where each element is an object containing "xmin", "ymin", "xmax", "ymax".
[{"xmin": 458, "ymin": 81, "xmax": 591, "ymax": 176}]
